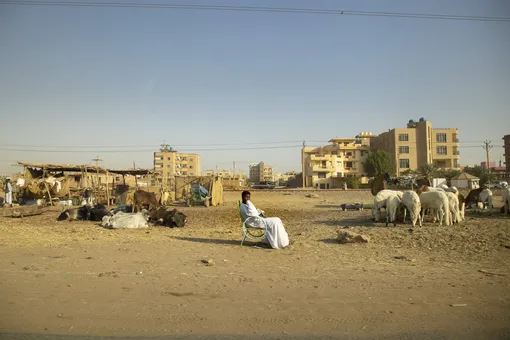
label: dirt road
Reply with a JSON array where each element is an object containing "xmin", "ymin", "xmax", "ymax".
[{"xmin": 1, "ymin": 190, "xmax": 509, "ymax": 339}]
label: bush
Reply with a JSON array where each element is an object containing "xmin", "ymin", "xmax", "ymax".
[{"xmin": 345, "ymin": 177, "xmax": 361, "ymax": 189}]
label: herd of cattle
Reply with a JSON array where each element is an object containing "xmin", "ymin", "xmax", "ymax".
[
  {"xmin": 57, "ymin": 190, "xmax": 187, "ymax": 229},
  {"xmin": 372, "ymin": 185, "xmax": 510, "ymax": 229}
]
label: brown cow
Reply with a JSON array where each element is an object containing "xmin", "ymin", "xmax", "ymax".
[{"xmin": 133, "ymin": 190, "xmax": 160, "ymax": 213}]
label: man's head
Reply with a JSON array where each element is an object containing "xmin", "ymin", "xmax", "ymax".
[{"xmin": 241, "ymin": 190, "xmax": 251, "ymax": 202}]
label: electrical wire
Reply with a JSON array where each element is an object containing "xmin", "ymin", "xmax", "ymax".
[
  {"xmin": 1, "ymin": 1, "xmax": 509, "ymax": 22},
  {"xmin": 0, "ymin": 145, "xmax": 302, "ymax": 153}
]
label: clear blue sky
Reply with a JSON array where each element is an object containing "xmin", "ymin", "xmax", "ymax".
[{"xmin": 1, "ymin": 0, "xmax": 509, "ymax": 175}]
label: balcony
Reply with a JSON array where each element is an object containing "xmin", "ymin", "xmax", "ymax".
[
  {"xmin": 453, "ymin": 138, "xmax": 459, "ymax": 143},
  {"xmin": 310, "ymin": 154, "xmax": 329, "ymax": 161},
  {"xmin": 312, "ymin": 165, "xmax": 335, "ymax": 172}
]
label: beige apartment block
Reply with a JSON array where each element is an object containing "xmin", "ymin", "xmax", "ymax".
[
  {"xmin": 370, "ymin": 119, "xmax": 460, "ymax": 176},
  {"xmin": 154, "ymin": 149, "xmax": 201, "ymax": 182},
  {"xmin": 204, "ymin": 169, "xmax": 234, "ymax": 177},
  {"xmin": 302, "ymin": 132, "xmax": 373, "ymax": 189},
  {"xmin": 249, "ymin": 162, "xmax": 273, "ymax": 183}
]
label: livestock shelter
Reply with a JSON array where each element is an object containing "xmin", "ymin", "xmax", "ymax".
[
  {"xmin": 16, "ymin": 162, "xmax": 112, "ymax": 206},
  {"xmin": 107, "ymin": 168, "xmax": 155, "ymax": 205},
  {"xmin": 451, "ymin": 171, "xmax": 480, "ymax": 189},
  {"xmin": 173, "ymin": 176, "xmax": 224, "ymax": 206}
]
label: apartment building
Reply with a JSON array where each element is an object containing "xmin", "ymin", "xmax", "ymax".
[
  {"xmin": 302, "ymin": 132, "xmax": 373, "ymax": 189},
  {"xmin": 249, "ymin": 162, "xmax": 273, "ymax": 183},
  {"xmin": 504, "ymin": 135, "xmax": 510, "ymax": 174},
  {"xmin": 370, "ymin": 119, "xmax": 460, "ymax": 176},
  {"xmin": 153, "ymin": 148, "xmax": 201, "ymax": 182},
  {"xmin": 204, "ymin": 169, "xmax": 233, "ymax": 177}
]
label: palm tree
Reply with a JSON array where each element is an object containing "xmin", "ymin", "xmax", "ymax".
[{"xmin": 417, "ymin": 163, "xmax": 438, "ymax": 183}]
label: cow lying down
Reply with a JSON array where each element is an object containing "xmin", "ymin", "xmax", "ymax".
[
  {"xmin": 57, "ymin": 204, "xmax": 110, "ymax": 221},
  {"xmin": 101, "ymin": 210, "xmax": 149, "ymax": 229},
  {"xmin": 148, "ymin": 207, "xmax": 188, "ymax": 228}
]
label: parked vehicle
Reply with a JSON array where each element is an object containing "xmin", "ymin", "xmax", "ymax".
[{"xmin": 489, "ymin": 181, "xmax": 508, "ymax": 189}]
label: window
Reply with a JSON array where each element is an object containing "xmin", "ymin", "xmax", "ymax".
[
  {"xmin": 399, "ymin": 146, "xmax": 409, "ymax": 154},
  {"xmin": 436, "ymin": 133, "xmax": 447, "ymax": 143},
  {"xmin": 189, "ymin": 165, "xmax": 193, "ymax": 169},
  {"xmin": 167, "ymin": 157, "xmax": 171, "ymax": 160},
  {"xmin": 189, "ymin": 158, "xmax": 193, "ymax": 162},
  {"xmin": 346, "ymin": 152, "xmax": 352, "ymax": 157},
  {"xmin": 400, "ymin": 159, "xmax": 410, "ymax": 169},
  {"xmin": 318, "ymin": 172, "xmax": 326, "ymax": 179},
  {"xmin": 346, "ymin": 162, "xmax": 353, "ymax": 168},
  {"xmin": 436, "ymin": 146, "xmax": 448, "ymax": 155},
  {"xmin": 398, "ymin": 134, "xmax": 409, "ymax": 141},
  {"xmin": 331, "ymin": 151, "xmax": 337, "ymax": 155}
]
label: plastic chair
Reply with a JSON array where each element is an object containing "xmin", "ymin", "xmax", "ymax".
[{"xmin": 237, "ymin": 200, "xmax": 267, "ymax": 246}]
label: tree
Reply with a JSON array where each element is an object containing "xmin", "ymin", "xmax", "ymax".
[
  {"xmin": 344, "ymin": 177, "xmax": 361, "ymax": 189},
  {"xmin": 364, "ymin": 150, "xmax": 394, "ymax": 177},
  {"xmin": 463, "ymin": 165, "xmax": 496, "ymax": 186},
  {"xmin": 417, "ymin": 163, "xmax": 438, "ymax": 182}
]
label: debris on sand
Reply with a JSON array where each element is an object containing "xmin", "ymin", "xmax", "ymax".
[
  {"xmin": 305, "ymin": 194, "xmax": 320, "ymax": 199},
  {"xmin": 450, "ymin": 303, "xmax": 467, "ymax": 307},
  {"xmin": 336, "ymin": 230, "xmax": 370, "ymax": 244},
  {"xmin": 201, "ymin": 259, "xmax": 215, "ymax": 266}
]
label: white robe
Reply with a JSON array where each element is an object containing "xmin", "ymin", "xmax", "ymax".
[
  {"xmin": 240, "ymin": 200, "xmax": 289, "ymax": 249},
  {"xmin": 4, "ymin": 182, "xmax": 12, "ymax": 205}
]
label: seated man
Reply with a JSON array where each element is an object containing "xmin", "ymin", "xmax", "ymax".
[{"xmin": 240, "ymin": 190, "xmax": 289, "ymax": 249}]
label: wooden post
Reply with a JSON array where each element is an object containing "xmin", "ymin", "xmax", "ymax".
[
  {"xmin": 106, "ymin": 170, "xmax": 110, "ymax": 207},
  {"xmin": 112, "ymin": 175, "xmax": 116, "ymax": 206},
  {"xmin": 44, "ymin": 182, "xmax": 53, "ymax": 206}
]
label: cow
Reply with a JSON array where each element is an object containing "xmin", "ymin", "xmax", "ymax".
[
  {"xmin": 88, "ymin": 204, "xmax": 110, "ymax": 221},
  {"xmin": 148, "ymin": 206, "xmax": 187, "ymax": 228},
  {"xmin": 57, "ymin": 204, "xmax": 110, "ymax": 221},
  {"xmin": 133, "ymin": 190, "xmax": 160, "ymax": 213},
  {"xmin": 57, "ymin": 205, "xmax": 90, "ymax": 221}
]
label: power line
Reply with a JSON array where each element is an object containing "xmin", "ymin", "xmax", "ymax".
[
  {"xmin": 1, "ymin": 1, "xmax": 509, "ymax": 22},
  {"xmin": 0, "ymin": 145, "xmax": 302, "ymax": 153},
  {"xmin": 0, "ymin": 140, "xmax": 303, "ymax": 148}
]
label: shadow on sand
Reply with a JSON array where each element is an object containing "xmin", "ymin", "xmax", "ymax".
[{"xmin": 168, "ymin": 236, "xmax": 270, "ymax": 248}]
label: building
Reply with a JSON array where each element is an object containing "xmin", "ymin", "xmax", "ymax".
[
  {"xmin": 451, "ymin": 171, "xmax": 480, "ymax": 189},
  {"xmin": 504, "ymin": 135, "xmax": 510, "ymax": 174},
  {"xmin": 302, "ymin": 132, "xmax": 373, "ymax": 189},
  {"xmin": 273, "ymin": 171, "xmax": 297, "ymax": 184},
  {"xmin": 481, "ymin": 161, "xmax": 497, "ymax": 169},
  {"xmin": 204, "ymin": 169, "xmax": 233, "ymax": 177},
  {"xmin": 249, "ymin": 162, "xmax": 273, "ymax": 183},
  {"xmin": 481, "ymin": 161, "xmax": 509, "ymax": 181},
  {"xmin": 370, "ymin": 119, "xmax": 460, "ymax": 176},
  {"xmin": 153, "ymin": 147, "xmax": 201, "ymax": 182}
]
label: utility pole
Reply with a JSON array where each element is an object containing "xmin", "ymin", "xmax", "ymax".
[
  {"xmin": 483, "ymin": 140, "xmax": 493, "ymax": 186},
  {"xmin": 302, "ymin": 141, "xmax": 306, "ymax": 188},
  {"xmin": 91, "ymin": 156, "xmax": 103, "ymax": 189},
  {"xmin": 233, "ymin": 161, "xmax": 236, "ymax": 178}
]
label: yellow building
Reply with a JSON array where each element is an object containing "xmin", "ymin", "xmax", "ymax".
[
  {"xmin": 204, "ymin": 169, "xmax": 233, "ymax": 177},
  {"xmin": 153, "ymin": 148, "xmax": 201, "ymax": 181},
  {"xmin": 302, "ymin": 132, "xmax": 373, "ymax": 189},
  {"xmin": 370, "ymin": 119, "xmax": 460, "ymax": 176},
  {"xmin": 249, "ymin": 162, "xmax": 273, "ymax": 183}
]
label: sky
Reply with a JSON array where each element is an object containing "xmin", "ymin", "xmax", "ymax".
[{"xmin": 0, "ymin": 0, "xmax": 509, "ymax": 176}]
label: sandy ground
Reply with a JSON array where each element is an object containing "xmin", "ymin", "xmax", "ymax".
[{"xmin": 1, "ymin": 190, "xmax": 510, "ymax": 340}]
